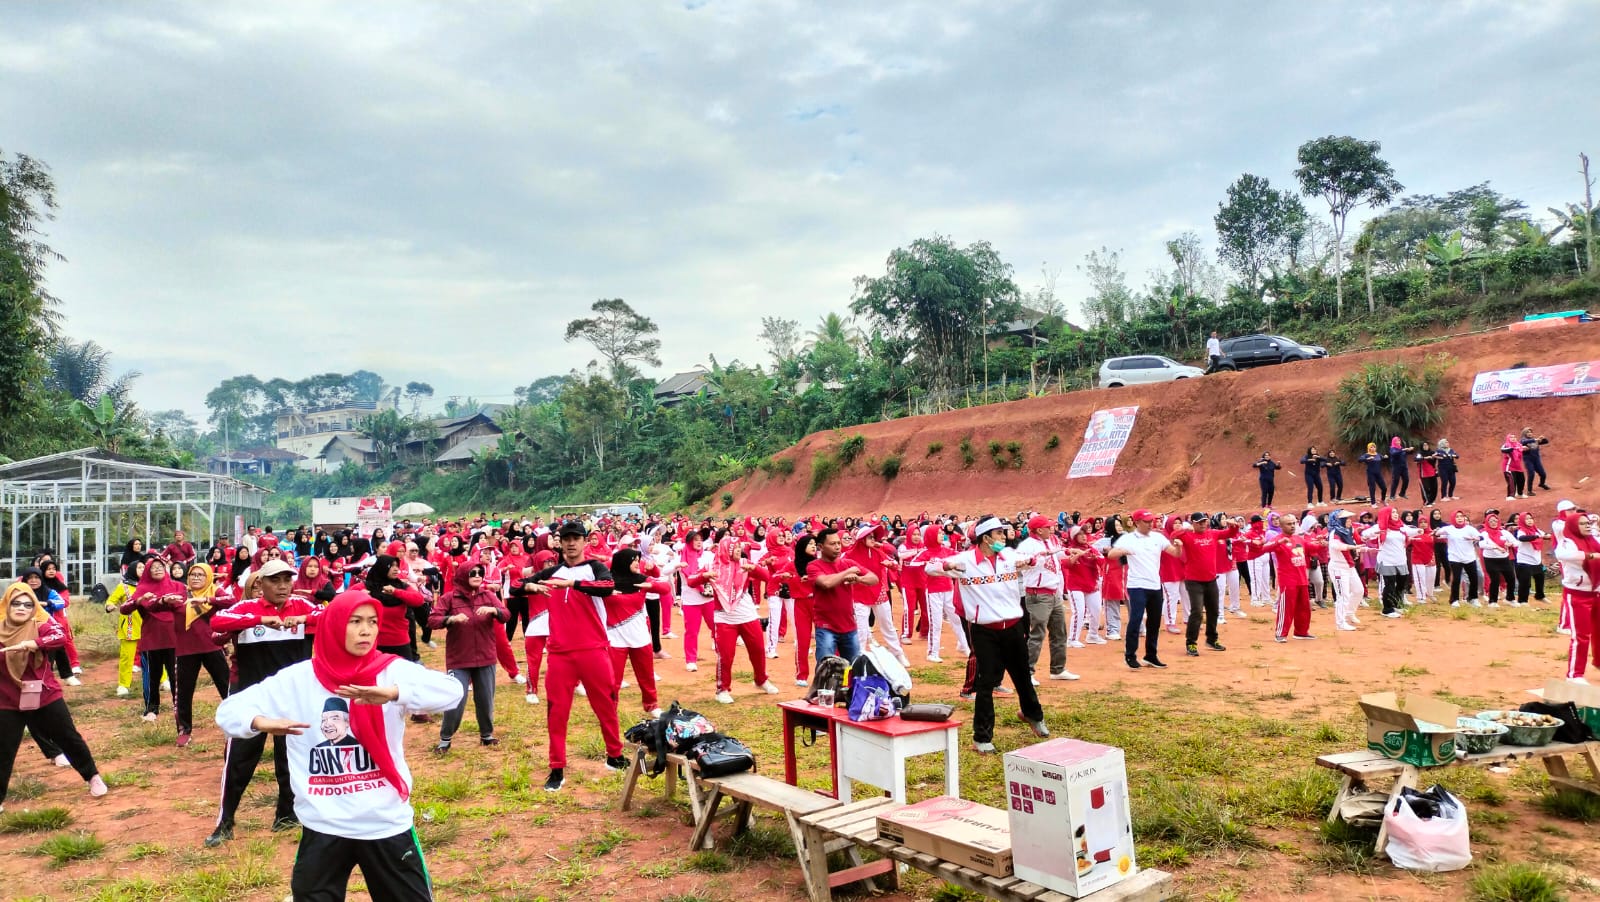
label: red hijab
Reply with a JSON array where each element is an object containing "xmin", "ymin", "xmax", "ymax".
[
  {"xmin": 132, "ymin": 558, "xmax": 185, "ymax": 622},
  {"xmin": 1481, "ymin": 513, "xmax": 1508, "ymax": 550},
  {"xmin": 1560, "ymin": 512, "xmax": 1600, "ymax": 587},
  {"xmin": 292, "ymin": 558, "xmax": 331, "ymax": 597},
  {"xmin": 712, "ymin": 537, "xmax": 749, "ymax": 605},
  {"xmin": 1517, "ymin": 513, "xmax": 1544, "ymax": 552},
  {"xmin": 312, "ymin": 592, "xmax": 407, "ymax": 800}
]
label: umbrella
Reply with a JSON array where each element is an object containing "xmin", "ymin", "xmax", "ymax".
[{"xmin": 393, "ymin": 502, "xmax": 435, "ymax": 517}]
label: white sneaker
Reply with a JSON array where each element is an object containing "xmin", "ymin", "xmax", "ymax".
[
  {"xmin": 760, "ymin": 681, "xmax": 780, "ymax": 695},
  {"xmin": 525, "ymin": 693, "xmax": 539, "ymax": 704},
  {"xmin": 663, "ymin": 632, "xmax": 678, "ymax": 639},
  {"xmin": 159, "ymin": 681, "xmax": 170, "ymax": 692},
  {"xmin": 1487, "ymin": 602, "xmax": 1499, "ymax": 609},
  {"xmin": 141, "ymin": 712, "xmax": 157, "ymax": 723},
  {"xmin": 513, "ymin": 674, "xmax": 527, "ymax": 685},
  {"xmin": 1087, "ymin": 635, "xmax": 1107, "ymax": 645},
  {"xmin": 715, "ymin": 691, "xmax": 734, "ymax": 704},
  {"xmin": 766, "ymin": 651, "xmax": 779, "ymax": 659},
  {"xmin": 575, "ymin": 684, "xmax": 587, "ymax": 697},
  {"xmin": 1049, "ymin": 671, "xmax": 1080, "ymax": 681},
  {"xmin": 1558, "ymin": 627, "xmax": 1574, "ymax": 636},
  {"xmin": 649, "ymin": 707, "xmax": 664, "ymax": 717},
  {"xmin": 65, "ymin": 676, "xmax": 82, "ymax": 687},
  {"xmin": 71, "ymin": 666, "xmax": 83, "ymax": 675},
  {"xmin": 1569, "ymin": 677, "xmax": 1590, "ymax": 685},
  {"xmin": 132, "ymin": 665, "xmax": 142, "ymax": 674},
  {"xmin": 1384, "ymin": 612, "xmax": 1402, "ymax": 619},
  {"xmin": 53, "ymin": 754, "xmax": 69, "ymax": 767},
  {"xmin": 1068, "ymin": 641, "xmax": 1086, "ymax": 649},
  {"xmin": 115, "ymin": 686, "xmax": 130, "ymax": 697},
  {"xmin": 620, "ymin": 680, "xmax": 630, "ymax": 689},
  {"xmin": 1106, "ymin": 632, "xmax": 1121, "ymax": 641},
  {"xmin": 1469, "ymin": 600, "xmax": 1482, "ymax": 608},
  {"xmin": 1337, "ymin": 624, "xmax": 1358, "ymax": 631},
  {"xmin": 427, "ymin": 641, "xmax": 438, "ymax": 649},
  {"xmin": 685, "ymin": 662, "xmax": 698, "ymax": 672},
  {"xmin": 794, "ymin": 679, "xmax": 809, "ymax": 687},
  {"xmin": 927, "ymin": 654, "xmax": 943, "ymax": 663},
  {"xmin": 1030, "ymin": 676, "xmax": 1041, "ymax": 686}
]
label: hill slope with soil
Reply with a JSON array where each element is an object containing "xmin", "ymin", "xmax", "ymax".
[{"xmin": 721, "ymin": 324, "xmax": 1600, "ymax": 519}]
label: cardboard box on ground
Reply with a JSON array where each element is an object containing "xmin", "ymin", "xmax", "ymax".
[
  {"xmin": 1003, "ymin": 739, "xmax": 1137, "ymax": 898},
  {"xmin": 1360, "ymin": 692, "xmax": 1460, "ymax": 766},
  {"xmin": 876, "ymin": 797, "xmax": 1014, "ymax": 878},
  {"xmin": 1529, "ymin": 678, "xmax": 1600, "ymax": 735}
]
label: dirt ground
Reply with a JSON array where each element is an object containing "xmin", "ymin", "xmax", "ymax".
[
  {"xmin": 721, "ymin": 323, "xmax": 1599, "ymax": 523},
  {"xmin": 2, "ymin": 587, "xmax": 1599, "ymax": 901}
]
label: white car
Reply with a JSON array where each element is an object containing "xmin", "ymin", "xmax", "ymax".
[{"xmin": 1097, "ymin": 355, "xmax": 1205, "ymax": 388}]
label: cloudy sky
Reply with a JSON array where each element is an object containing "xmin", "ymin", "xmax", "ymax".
[{"xmin": 3, "ymin": 0, "xmax": 1593, "ymax": 419}]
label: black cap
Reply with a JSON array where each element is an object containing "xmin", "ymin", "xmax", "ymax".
[
  {"xmin": 1189, "ymin": 512, "xmax": 1208, "ymax": 522},
  {"xmin": 556, "ymin": 520, "xmax": 588, "ymax": 538},
  {"xmin": 322, "ymin": 697, "xmax": 349, "ymax": 714}
]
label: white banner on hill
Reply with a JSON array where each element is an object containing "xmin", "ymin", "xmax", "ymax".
[
  {"xmin": 1068, "ymin": 406, "xmax": 1139, "ymax": 479},
  {"xmin": 1470, "ymin": 359, "xmax": 1600, "ymax": 403}
]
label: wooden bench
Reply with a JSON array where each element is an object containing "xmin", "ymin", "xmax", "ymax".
[
  {"xmin": 1317, "ymin": 741, "xmax": 1600, "ymax": 855},
  {"xmin": 796, "ymin": 798, "xmax": 1174, "ymax": 902}
]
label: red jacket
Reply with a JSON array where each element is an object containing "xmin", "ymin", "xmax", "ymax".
[
  {"xmin": 428, "ymin": 571, "xmax": 508, "ymax": 669},
  {"xmin": 533, "ymin": 558, "xmax": 615, "ymax": 654},
  {"xmin": 0, "ymin": 617, "xmax": 66, "ymax": 711}
]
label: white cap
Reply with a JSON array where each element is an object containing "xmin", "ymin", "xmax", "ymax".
[{"xmin": 1557, "ymin": 500, "xmax": 1577, "ymax": 512}]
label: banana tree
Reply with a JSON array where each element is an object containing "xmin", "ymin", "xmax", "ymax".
[{"xmin": 69, "ymin": 393, "xmax": 141, "ymax": 454}]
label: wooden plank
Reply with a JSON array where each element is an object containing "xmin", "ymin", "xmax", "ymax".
[
  {"xmin": 715, "ymin": 773, "xmax": 843, "ymax": 815},
  {"xmin": 1316, "ymin": 750, "xmax": 1389, "ymax": 767},
  {"xmin": 1548, "ymin": 775, "xmax": 1600, "ymax": 796},
  {"xmin": 826, "ymin": 859, "xmax": 896, "ymax": 888},
  {"xmin": 805, "ymin": 797, "xmax": 900, "ymax": 830}
]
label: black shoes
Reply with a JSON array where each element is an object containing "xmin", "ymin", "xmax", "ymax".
[
  {"xmin": 1125, "ymin": 657, "xmax": 1141, "ymax": 670},
  {"xmin": 271, "ymin": 815, "xmax": 300, "ymax": 832},
  {"xmin": 481, "ymin": 736, "xmax": 499, "ymax": 747},
  {"xmin": 1186, "ymin": 644, "xmax": 1199, "ymax": 657},
  {"xmin": 544, "ymin": 769, "xmax": 565, "ymax": 792},
  {"xmin": 1207, "ymin": 641, "xmax": 1226, "ymax": 652},
  {"xmin": 204, "ymin": 820, "xmax": 233, "ymax": 848},
  {"xmin": 434, "ymin": 741, "xmax": 451, "ymax": 755},
  {"xmin": 604, "ymin": 755, "xmax": 629, "ymax": 772},
  {"xmin": 1143, "ymin": 657, "xmax": 1167, "ymax": 669}
]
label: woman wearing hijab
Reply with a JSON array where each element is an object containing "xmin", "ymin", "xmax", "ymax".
[
  {"xmin": 1325, "ymin": 510, "xmax": 1363, "ymax": 631},
  {"xmin": 1514, "ymin": 512, "xmax": 1549, "ymax": 606},
  {"xmin": 1554, "ymin": 511, "xmax": 1600, "ymax": 681},
  {"xmin": 1299, "ymin": 448, "xmax": 1325, "ymax": 506},
  {"xmin": 1405, "ymin": 511, "xmax": 1437, "ymax": 606},
  {"xmin": 605, "ymin": 548, "xmax": 664, "ymax": 717},
  {"xmin": 215, "ymin": 591, "xmax": 462, "ymax": 899},
  {"xmin": 1501, "ymin": 434, "xmax": 1527, "ymax": 500},
  {"xmin": 1438, "ymin": 510, "xmax": 1483, "ymax": 606},
  {"xmin": 174, "ymin": 563, "xmax": 230, "ymax": 747},
  {"xmin": 121, "ymin": 538, "xmax": 147, "ymax": 569},
  {"xmin": 709, "ymin": 537, "xmax": 778, "ymax": 704},
  {"xmin": 785, "ymin": 534, "xmax": 820, "ymax": 684},
  {"xmin": 1478, "ymin": 513, "xmax": 1517, "ymax": 607},
  {"xmin": 365, "ymin": 556, "xmax": 430, "ymax": 662},
  {"xmin": 1357, "ymin": 443, "xmax": 1387, "ymax": 505},
  {"xmin": 676, "ymin": 530, "xmax": 714, "ymax": 673},
  {"xmin": 104, "ymin": 559, "xmax": 144, "ymax": 697},
  {"xmin": 1434, "ymin": 439, "xmax": 1460, "ymax": 501},
  {"xmin": 761, "ymin": 530, "xmax": 797, "ymax": 661},
  {"xmin": 0, "ymin": 581, "xmax": 109, "ymax": 814},
  {"xmin": 1415, "ymin": 442, "xmax": 1440, "ymax": 506},
  {"xmin": 1252, "ymin": 452, "xmax": 1282, "ymax": 507},
  {"xmin": 121, "ymin": 557, "xmax": 184, "ymax": 722},
  {"xmin": 33, "ymin": 559, "xmax": 82, "ymax": 682},
  {"xmin": 1322, "ymin": 450, "xmax": 1346, "ymax": 503},
  {"xmin": 1386, "ymin": 437, "xmax": 1414, "ymax": 500},
  {"xmin": 427, "ymin": 560, "xmax": 508, "ymax": 753}
]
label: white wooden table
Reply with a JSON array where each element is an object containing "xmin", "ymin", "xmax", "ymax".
[{"xmin": 834, "ymin": 714, "xmax": 961, "ymax": 803}]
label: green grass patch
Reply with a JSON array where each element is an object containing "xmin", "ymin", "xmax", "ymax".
[
  {"xmin": 926, "ymin": 441, "xmax": 944, "ymax": 456},
  {"xmin": 1468, "ymin": 863, "xmax": 1568, "ymax": 902},
  {"xmin": 809, "ymin": 451, "xmax": 841, "ymax": 495},
  {"xmin": 931, "ymin": 883, "xmax": 987, "ymax": 902},
  {"xmin": 729, "ymin": 823, "xmax": 795, "ymax": 859},
  {"xmin": 1309, "ymin": 818, "xmax": 1379, "ymax": 875},
  {"xmin": 420, "ymin": 773, "xmax": 475, "ymax": 802},
  {"xmin": 1045, "ymin": 434, "xmax": 1060, "ymax": 450},
  {"xmin": 37, "ymin": 831, "xmax": 105, "ymax": 867},
  {"xmin": 580, "ymin": 827, "xmax": 636, "ymax": 856},
  {"xmin": 126, "ymin": 841, "xmax": 167, "ymax": 860},
  {"xmin": 0, "ymin": 806, "xmax": 73, "ymax": 833},
  {"xmin": 1393, "ymin": 664, "xmax": 1430, "ymax": 677},
  {"xmin": 7, "ymin": 777, "xmax": 47, "ymax": 800},
  {"xmin": 838, "ymin": 434, "xmax": 866, "ymax": 464},
  {"xmin": 688, "ymin": 849, "xmax": 735, "ymax": 872},
  {"xmin": 1537, "ymin": 788, "xmax": 1600, "ymax": 824}
]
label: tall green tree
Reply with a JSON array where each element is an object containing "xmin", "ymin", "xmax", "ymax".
[
  {"xmin": 564, "ymin": 298, "xmax": 662, "ymax": 386},
  {"xmin": 758, "ymin": 316, "xmax": 800, "ymax": 368},
  {"xmin": 0, "ymin": 150, "xmax": 64, "ymax": 457},
  {"xmin": 1294, "ymin": 135, "xmax": 1403, "ymax": 316},
  {"xmin": 560, "ymin": 371, "xmax": 626, "ymax": 471},
  {"xmin": 850, "ymin": 235, "xmax": 1020, "ymax": 395},
  {"xmin": 1213, "ymin": 173, "xmax": 1307, "ymax": 298},
  {"xmin": 1078, "ymin": 247, "xmax": 1133, "ymax": 326},
  {"xmin": 45, "ymin": 338, "xmax": 139, "ymax": 406}
]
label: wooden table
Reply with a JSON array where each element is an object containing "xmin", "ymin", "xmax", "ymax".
[
  {"xmin": 794, "ymin": 798, "xmax": 1173, "ymax": 902},
  {"xmin": 1317, "ymin": 741, "xmax": 1600, "ymax": 854}
]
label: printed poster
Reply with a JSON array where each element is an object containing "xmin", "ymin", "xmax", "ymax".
[
  {"xmin": 1471, "ymin": 359, "xmax": 1600, "ymax": 403},
  {"xmin": 354, "ymin": 496, "xmax": 393, "ymax": 538},
  {"xmin": 1068, "ymin": 406, "xmax": 1139, "ymax": 479}
]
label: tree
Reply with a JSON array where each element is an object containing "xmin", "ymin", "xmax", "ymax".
[
  {"xmin": 68, "ymin": 394, "xmax": 143, "ymax": 454},
  {"xmin": 1294, "ymin": 136, "xmax": 1403, "ymax": 316},
  {"xmin": 45, "ymin": 338, "xmax": 139, "ymax": 406},
  {"xmin": 1213, "ymin": 173, "xmax": 1308, "ymax": 297},
  {"xmin": 850, "ymin": 235, "xmax": 1021, "ymax": 396},
  {"xmin": 515, "ymin": 374, "xmax": 570, "ymax": 404},
  {"xmin": 147, "ymin": 409, "xmax": 200, "ymax": 445},
  {"xmin": 348, "ymin": 370, "xmax": 386, "ymax": 402},
  {"xmin": 1078, "ymin": 247, "xmax": 1133, "ymax": 326},
  {"xmin": 560, "ymin": 370, "xmax": 626, "ymax": 471},
  {"xmin": 758, "ymin": 316, "xmax": 800, "ymax": 367},
  {"xmin": 0, "ymin": 150, "xmax": 63, "ymax": 455},
  {"xmin": 357, "ymin": 409, "xmax": 414, "ymax": 465},
  {"xmin": 402, "ymin": 381, "xmax": 434, "ymax": 415},
  {"xmin": 564, "ymin": 298, "xmax": 662, "ymax": 386}
]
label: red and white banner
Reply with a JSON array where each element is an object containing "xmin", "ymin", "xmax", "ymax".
[
  {"xmin": 1068, "ymin": 406, "xmax": 1139, "ymax": 479},
  {"xmin": 1471, "ymin": 360, "xmax": 1600, "ymax": 404}
]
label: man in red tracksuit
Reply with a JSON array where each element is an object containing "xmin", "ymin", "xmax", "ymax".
[
  {"xmin": 527, "ymin": 520, "xmax": 626, "ymax": 792},
  {"xmin": 1263, "ymin": 517, "xmax": 1316, "ymax": 642}
]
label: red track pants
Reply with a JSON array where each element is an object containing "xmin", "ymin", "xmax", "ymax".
[
  {"xmin": 611, "ymin": 645, "xmax": 658, "ymax": 711},
  {"xmin": 545, "ymin": 649, "xmax": 622, "ymax": 770},
  {"xmin": 494, "ymin": 628, "xmax": 519, "ymax": 679},
  {"xmin": 523, "ymin": 636, "xmax": 546, "ymax": 694},
  {"xmin": 793, "ymin": 598, "xmax": 814, "ymax": 683},
  {"xmin": 1275, "ymin": 585, "xmax": 1312, "ymax": 639},
  {"xmin": 714, "ymin": 620, "xmax": 767, "ymax": 693},
  {"xmin": 1567, "ymin": 589, "xmax": 1599, "ymax": 679}
]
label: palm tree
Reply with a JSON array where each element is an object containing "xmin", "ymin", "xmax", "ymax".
[
  {"xmin": 805, "ymin": 312, "xmax": 860, "ymax": 349},
  {"xmin": 46, "ymin": 339, "xmax": 139, "ymax": 406},
  {"xmin": 68, "ymin": 394, "xmax": 143, "ymax": 454}
]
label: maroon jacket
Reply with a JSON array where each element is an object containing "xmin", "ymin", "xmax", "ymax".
[
  {"xmin": 0, "ymin": 618, "xmax": 66, "ymax": 711},
  {"xmin": 428, "ymin": 568, "xmax": 508, "ymax": 669}
]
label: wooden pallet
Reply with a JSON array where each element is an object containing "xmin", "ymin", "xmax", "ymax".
[{"xmin": 796, "ymin": 798, "xmax": 1173, "ymax": 902}]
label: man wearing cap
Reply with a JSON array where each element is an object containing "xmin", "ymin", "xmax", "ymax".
[
  {"xmin": 1555, "ymin": 500, "xmax": 1581, "ymax": 635},
  {"xmin": 927, "ymin": 514, "xmax": 1048, "ymax": 753},
  {"xmin": 526, "ymin": 520, "xmax": 626, "ymax": 793},
  {"xmin": 1106, "ymin": 509, "xmax": 1183, "ymax": 670},
  {"xmin": 207, "ymin": 559, "xmax": 317, "ymax": 846},
  {"xmin": 1016, "ymin": 516, "xmax": 1077, "ymax": 682}
]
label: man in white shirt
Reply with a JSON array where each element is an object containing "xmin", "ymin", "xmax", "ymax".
[
  {"xmin": 1205, "ymin": 332, "xmax": 1223, "ymax": 371},
  {"xmin": 926, "ymin": 515, "xmax": 1048, "ymax": 754},
  {"xmin": 1016, "ymin": 516, "xmax": 1077, "ymax": 682},
  {"xmin": 1106, "ymin": 509, "xmax": 1183, "ymax": 670}
]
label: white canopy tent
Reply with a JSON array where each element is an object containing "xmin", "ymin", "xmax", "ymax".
[{"xmin": 0, "ymin": 448, "xmax": 270, "ymax": 591}]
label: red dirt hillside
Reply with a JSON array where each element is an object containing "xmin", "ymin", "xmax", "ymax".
[{"xmin": 720, "ymin": 324, "xmax": 1600, "ymax": 520}]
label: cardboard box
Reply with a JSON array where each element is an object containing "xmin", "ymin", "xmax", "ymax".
[
  {"xmin": 1003, "ymin": 739, "xmax": 1137, "ymax": 898},
  {"xmin": 1532, "ymin": 679, "xmax": 1600, "ymax": 735},
  {"xmin": 1360, "ymin": 692, "xmax": 1460, "ymax": 766},
  {"xmin": 876, "ymin": 797, "xmax": 1013, "ymax": 877}
]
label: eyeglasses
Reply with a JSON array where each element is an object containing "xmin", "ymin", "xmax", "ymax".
[{"xmin": 9, "ymin": 599, "xmax": 35, "ymax": 609}]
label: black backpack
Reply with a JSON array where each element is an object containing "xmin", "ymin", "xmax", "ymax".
[
  {"xmin": 805, "ymin": 656, "xmax": 849, "ymax": 705},
  {"xmin": 1518, "ymin": 701, "xmax": 1597, "ymax": 744}
]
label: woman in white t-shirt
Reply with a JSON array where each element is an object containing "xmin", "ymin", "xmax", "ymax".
[{"xmin": 1436, "ymin": 511, "xmax": 1482, "ymax": 606}]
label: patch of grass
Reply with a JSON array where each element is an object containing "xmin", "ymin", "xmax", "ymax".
[
  {"xmin": 1394, "ymin": 664, "xmax": 1430, "ymax": 677},
  {"xmin": 1535, "ymin": 823, "xmax": 1572, "ymax": 838},
  {"xmin": 580, "ymin": 827, "xmax": 636, "ymax": 856},
  {"xmin": 1537, "ymin": 788, "xmax": 1600, "ymax": 824},
  {"xmin": 551, "ymin": 856, "xmax": 597, "ymax": 887},
  {"xmin": 771, "ymin": 456, "xmax": 794, "ymax": 476},
  {"xmin": 730, "ymin": 824, "xmax": 795, "ymax": 859},
  {"xmin": 688, "ymin": 849, "xmax": 735, "ymax": 872},
  {"xmin": 637, "ymin": 860, "xmax": 681, "ymax": 879},
  {"xmin": 126, "ymin": 841, "xmax": 167, "ymax": 860},
  {"xmin": 809, "ymin": 451, "xmax": 841, "ymax": 495},
  {"xmin": 926, "ymin": 441, "xmax": 944, "ymax": 456},
  {"xmin": 1468, "ymin": 863, "xmax": 1569, "ymax": 902},
  {"xmin": 103, "ymin": 770, "xmax": 150, "ymax": 789},
  {"xmin": 1248, "ymin": 717, "xmax": 1294, "ymax": 738},
  {"xmin": 959, "ymin": 436, "xmax": 976, "ymax": 468},
  {"xmin": 987, "ymin": 440, "xmax": 1002, "ymax": 455},
  {"xmin": 931, "ymin": 883, "xmax": 987, "ymax": 902},
  {"xmin": 1265, "ymin": 407, "xmax": 1279, "ymax": 422},
  {"xmin": 879, "ymin": 453, "xmax": 902, "ymax": 480},
  {"xmin": 1045, "ymin": 433, "xmax": 1060, "ymax": 450},
  {"xmin": 37, "ymin": 831, "xmax": 105, "ymax": 867},
  {"xmin": 421, "ymin": 773, "xmax": 474, "ymax": 802},
  {"xmin": 417, "ymin": 817, "xmax": 461, "ymax": 851},
  {"xmin": 1311, "ymin": 722, "xmax": 1342, "ymax": 742},
  {"xmin": 661, "ymin": 894, "xmax": 719, "ymax": 902},
  {"xmin": 7, "ymin": 777, "xmax": 47, "ymax": 800},
  {"xmin": 1248, "ymin": 768, "xmax": 1339, "ymax": 820},
  {"xmin": 1244, "ymin": 431, "xmax": 1255, "ymax": 447},
  {"xmin": 0, "ymin": 806, "xmax": 74, "ymax": 833},
  {"xmin": 721, "ymin": 492, "xmax": 734, "ymax": 509},
  {"xmin": 838, "ymin": 434, "xmax": 866, "ymax": 465},
  {"xmin": 1309, "ymin": 818, "xmax": 1379, "ymax": 875},
  {"xmin": 1133, "ymin": 775, "xmax": 1261, "ymax": 854}
]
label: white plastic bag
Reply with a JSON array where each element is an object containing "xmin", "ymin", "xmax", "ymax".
[{"xmin": 1385, "ymin": 787, "xmax": 1471, "ymax": 872}]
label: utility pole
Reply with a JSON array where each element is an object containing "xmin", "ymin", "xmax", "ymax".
[{"xmin": 1581, "ymin": 152, "xmax": 1595, "ymax": 274}]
